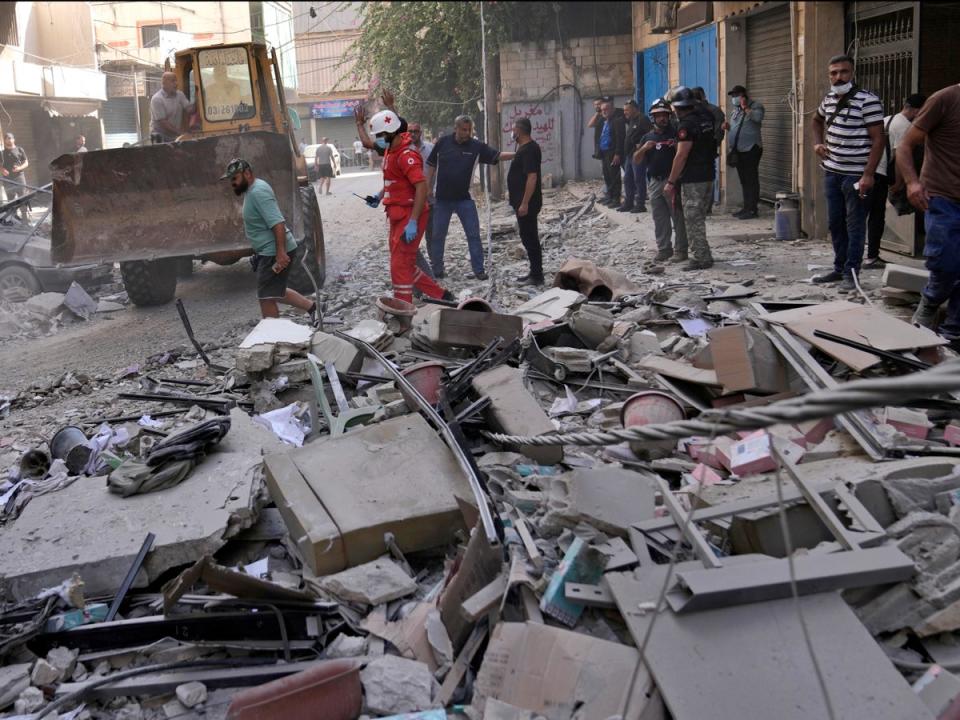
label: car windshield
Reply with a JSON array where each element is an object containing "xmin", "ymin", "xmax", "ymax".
[{"xmin": 198, "ymin": 47, "xmax": 255, "ymax": 122}]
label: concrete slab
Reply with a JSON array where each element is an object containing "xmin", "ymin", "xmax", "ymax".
[
  {"xmin": 472, "ymin": 366, "xmax": 563, "ymax": 465},
  {"xmin": 883, "ymin": 263, "xmax": 929, "ymax": 294},
  {"xmin": 545, "ymin": 467, "xmax": 657, "ymax": 537},
  {"xmin": 310, "ymin": 331, "xmax": 363, "ymax": 375},
  {"xmin": 0, "ymin": 409, "xmax": 283, "ymax": 601},
  {"xmin": 608, "ymin": 566, "xmax": 934, "ymax": 720},
  {"xmin": 239, "ymin": 318, "xmax": 313, "ymax": 350},
  {"xmin": 264, "ymin": 413, "xmax": 473, "ymax": 575}
]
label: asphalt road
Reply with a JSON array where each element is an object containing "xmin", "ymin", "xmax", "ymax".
[{"xmin": 0, "ymin": 172, "xmax": 383, "ymax": 394}]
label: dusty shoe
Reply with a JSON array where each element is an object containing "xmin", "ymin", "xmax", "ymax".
[
  {"xmin": 670, "ymin": 253, "xmax": 689, "ymax": 263},
  {"xmin": 863, "ymin": 256, "xmax": 886, "ymax": 269},
  {"xmin": 840, "ymin": 275, "xmax": 856, "ymax": 291},
  {"xmin": 812, "ymin": 270, "xmax": 843, "ymax": 284},
  {"xmin": 653, "ymin": 250, "xmax": 673, "ymax": 262},
  {"xmin": 912, "ymin": 298, "xmax": 939, "ymax": 329},
  {"xmin": 616, "ymin": 204, "xmax": 633, "ymax": 212},
  {"xmin": 683, "ymin": 259, "xmax": 714, "ymax": 271}
]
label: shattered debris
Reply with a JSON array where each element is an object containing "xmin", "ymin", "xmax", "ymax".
[{"xmin": 4, "ymin": 184, "xmax": 960, "ymax": 720}]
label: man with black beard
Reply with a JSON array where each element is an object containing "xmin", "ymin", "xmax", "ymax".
[{"xmin": 221, "ymin": 158, "xmax": 317, "ymax": 321}]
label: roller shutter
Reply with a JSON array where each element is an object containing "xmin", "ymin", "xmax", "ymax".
[
  {"xmin": 746, "ymin": 4, "xmax": 793, "ymax": 199},
  {"xmin": 102, "ymin": 97, "xmax": 140, "ymax": 149}
]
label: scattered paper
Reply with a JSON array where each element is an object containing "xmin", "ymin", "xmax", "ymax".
[
  {"xmin": 138, "ymin": 415, "xmax": 166, "ymax": 429},
  {"xmin": 678, "ymin": 316, "xmax": 713, "ymax": 338},
  {"xmin": 253, "ymin": 403, "xmax": 308, "ymax": 447}
]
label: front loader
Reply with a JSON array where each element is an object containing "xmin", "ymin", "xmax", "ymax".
[{"xmin": 50, "ymin": 43, "xmax": 325, "ymax": 306}]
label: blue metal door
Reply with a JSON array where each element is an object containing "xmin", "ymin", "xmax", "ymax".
[
  {"xmin": 679, "ymin": 25, "xmax": 718, "ymax": 103},
  {"xmin": 642, "ymin": 43, "xmax": 669, "ymax": 111}
]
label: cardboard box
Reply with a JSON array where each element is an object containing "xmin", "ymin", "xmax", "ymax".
[
  {"xmin": 729, "ymin": 431, "xmax": 805, "ymax": 477},
  {"xmin": 687, "ymin": 436, "xmax": 735, "ymax": 470},
  {"xmin": 474, "ymin": 622, "xmax": 652, "ymax": 720},
  {"xmin": 945, "ymin": 424, "xmax": 960, "ymax": 447},
  {"xmin": 708, "ymin": 326, "xmax": 788, "ymax": 395},
  {"xmin": 795, "ymin": 417, "xmax": 835, "ymax": 446}
]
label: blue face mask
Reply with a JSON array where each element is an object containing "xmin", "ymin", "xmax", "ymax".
[
  {"xmin": 732, "ymin": 96, "xmax": 742, "ymax": 107},
  {"xmin": 375, "ymin": 137, "xmax": 389, "ymax": 150}
]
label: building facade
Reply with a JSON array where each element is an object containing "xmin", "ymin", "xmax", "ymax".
[
  {"xmin": 632, "ymin": 0, "xmax": 960, "ymax": 249},
  {"xmin": 290, "ymin": 1, "xmax": 366, "ymax": 155},
  {"xmin": 0, "ymin": 2, "xmax": 107, "ymax": 188}
]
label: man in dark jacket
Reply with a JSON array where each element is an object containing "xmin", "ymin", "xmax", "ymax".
[
  {"xmin": 599, "ymin": 99, "xmax": 626, "ymax": 207},
  {"xmin": 620, "ymin": 100, "xmax": 653, "ymax": 212}
]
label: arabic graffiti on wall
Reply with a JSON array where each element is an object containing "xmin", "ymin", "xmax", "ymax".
[{"xmin": 501, "ymin": 102, "xmax": 560, "ymax": 176}]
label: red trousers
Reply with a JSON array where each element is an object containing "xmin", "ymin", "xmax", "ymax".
[{"xmin": 386, "ymin": 204, "xmax": 445, "ymax": 302}]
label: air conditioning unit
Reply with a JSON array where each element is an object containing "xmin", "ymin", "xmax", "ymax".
[
  {"xmin": 675, "ymin": 1, "xmax": 713, "ymax": 32},
  {"xmin": 650, "ymin": 2, "xmax": 677, "ymax": 33}
]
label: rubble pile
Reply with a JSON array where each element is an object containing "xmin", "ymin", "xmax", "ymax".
[
  {"xmin": 0, "ymin": 281, "xmax": 127, "ymax": 342},
  {"xmin": 3, "ymin": 232, "xmax": 960, "ymax": 718}
]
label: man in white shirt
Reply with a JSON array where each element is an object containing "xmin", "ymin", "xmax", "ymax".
[
  {"xmin": 353, "ymin": 137, "xmax": 363, "ymax": 167},
  {"xmin": 865, "ymin": 93, "xmax": 927, "ymax": 267},
  {"xmin": 150, "ymin": 72, "xmax": 194, "ymax": 144}
]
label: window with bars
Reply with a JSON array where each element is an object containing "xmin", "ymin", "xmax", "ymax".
[
  {"xmin": 140, "ymin": 23, "xmax": 179, "ymax": 49},
  {"xmin": 852, "ymin": 8, "xmax": 914, "ymax": 116}
]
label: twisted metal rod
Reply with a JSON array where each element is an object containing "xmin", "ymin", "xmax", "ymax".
[{"xmin": 485, "ymin": 358, "xmax": 960, "ymax": 447}]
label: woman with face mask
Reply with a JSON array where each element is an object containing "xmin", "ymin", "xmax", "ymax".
[{"xmin": 722, "ymin": 85, "xmax": 765, "ymax": 219}]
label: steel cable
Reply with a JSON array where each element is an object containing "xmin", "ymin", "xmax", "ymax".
[{"xmin": 484, "ymin": 358, "xmax": 960, "ymax": 447}]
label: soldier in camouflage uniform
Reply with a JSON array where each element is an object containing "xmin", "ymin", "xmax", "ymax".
[{"xmin": 663, "ymin": 86, "xmax": 718, "ymax": 270}]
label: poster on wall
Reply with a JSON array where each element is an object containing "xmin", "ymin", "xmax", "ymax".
[
  {"xmin": 311, "ymin": 99, "xmax": 362, "ymax": 119},
  {"xmin": 501, "ymin": 102, "xmax": 560, "ymax": 179}
]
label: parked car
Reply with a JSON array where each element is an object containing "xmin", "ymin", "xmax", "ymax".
[
  {"xmin": 0, "ymin": 224, "xmax": 112, "ymax": 299},
  {"xmin": 303, "ymin": 143, "xmax": 341, "ymax": 181}
]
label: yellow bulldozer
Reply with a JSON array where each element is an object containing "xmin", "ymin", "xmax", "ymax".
[{"xmin": 50, "ymin": 42, "xmax": 325, "ymax": 306}]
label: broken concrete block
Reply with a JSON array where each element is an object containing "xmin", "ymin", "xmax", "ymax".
[
  {"xmin": 175, "ymin": 681, "xmax": 207, "ymax": 708},
  {"xmin": 472, "ymin": 365, "xmax": 563, "ymax": 465},
  {"xmin": 883, "ymin": 263, "xmax": 929, "ymax": 294},
  {"xmin": 0, "ymin": 663, "xmax": 30, "ymax": 709},
  {"xmin": 320, "ymin": 558, "xmax": 417, "ymax": 605},
  {"xmin": 543, "ymin": 467, "xmax": 657, "ymax": 537},
  {"xmin": 628, "ymin": 330, "xmax": 662, "ymax": 360},
  {"xmin": 15, "ymin": 686, "xmax": 44, "ymax": 714},
  {"xmin": 162, "ymin": 698, "xmax": 187, "ymax": 719},
  {"xmin": 240, "ymin": 318, "xmax": 313, "ymax": 351},
  {"xmin": 427, "ymin": 308, "xmax": 523, "ymax": 349},
  {"xmin": 25, "ymin": 292, "xmax": 65, "ymax": 318},
  {"xmin": 310, "ymin": 331, "xmax": 363, "ymax": 375},
  {"xmin": 97, "ymin": 300, "xmax": 125, "ymax": 313},
  {"xmin": 0, "ymin": 408, "xmax": 284, "ymax": 601},
  {"xmin": 30, "ymin": 658, "xmax": 60, "ymax": 686},
  {"xmin": 45, "ymin": 646, "xmax": 78, "ymax": 680},
  {"xmin": 266, "ymin": 358, "xmax": 311, "ymax": 383},
  {"xmin": 264, "ymin": 413, "xmax": 472, "ymax": 575},
  {"xmin": 568, "ymin": 305, "xmax": 615, "ymax": 348},
  {"xmin": 360, "ymin": 655, "xmax": 433, "ymax": 716},
  {"xmin": 801, "ymin": 430, "xmax": 863, "ymax": 462},
  {"xmin": 63, "ymin": 281, "xmax": 98, "ymax": 320},
  {"xmin": 325, "ymin": 634, "xmax": 367, "ymax": 658},
  {"xmin": 236, "ymin": 344, "xmax": 276, "ymax": 373}
]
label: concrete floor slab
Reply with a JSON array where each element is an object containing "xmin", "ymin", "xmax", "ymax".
[{"xmin": 0, "ymin": 409, "xmax": 284, "ymax": 601}]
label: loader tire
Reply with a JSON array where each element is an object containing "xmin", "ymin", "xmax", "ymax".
[
  {"xmin": 120, "ymin": 258, "xmax": 179, "ymax": 306},
  {"xmin": 288, "ymin": 186, "xmax": 326, "ymax": 296}
]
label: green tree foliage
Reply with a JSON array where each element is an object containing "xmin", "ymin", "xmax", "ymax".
[{"xmin": 349, "ymin": 1, "xmax": 553, "ymax": 134}]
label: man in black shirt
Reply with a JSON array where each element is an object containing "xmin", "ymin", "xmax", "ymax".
[
  {"xmin": 620, "ymin": 100, "xmax": 652, "ymax": 213},
  {"xmin": 507, "ymin": 117, "xmax": 544, "ymax": 285},
  {"xmin": 664, "ymin": 87, "xmax": 717, "ymax": 270},
  {"xmin": 634, "ymin": 100, "xmax": 687, "ymax": 262}
]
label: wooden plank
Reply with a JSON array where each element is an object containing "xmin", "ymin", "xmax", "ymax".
[{"xmin": 462, "ymin": 573, "xmax": 509, "ymax": 622}]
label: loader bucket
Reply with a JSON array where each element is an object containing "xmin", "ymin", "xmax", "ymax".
[{"xmin": 50, "ymin": 131, "xmax": 300, "ymax": 265}]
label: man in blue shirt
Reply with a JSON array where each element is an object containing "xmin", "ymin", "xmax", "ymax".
[
  {"xmin": 425, "ymin": 115, "xmax": 514, "ymax": 280},
  {"xmin": 221, "ymin": 158, "xmax": 317, "ymax": 321}
]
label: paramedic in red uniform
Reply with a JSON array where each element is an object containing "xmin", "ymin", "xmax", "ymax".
[{"xmin": 364, "ymin": 110, "xmax": 452, "ymax": 303}]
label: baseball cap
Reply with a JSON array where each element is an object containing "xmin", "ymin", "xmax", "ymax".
[
  {"xmin": 728, "ymin": 85, "xmax": 747, "ymax": 96},
  {"xmin": 220, "ymin": 158, "xmax": 251, "ymax": 180}
]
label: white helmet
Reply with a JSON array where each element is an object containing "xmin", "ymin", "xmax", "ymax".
[{"xmin": 368, "ymin": 110, "xmax": 401, "ymax": 136}]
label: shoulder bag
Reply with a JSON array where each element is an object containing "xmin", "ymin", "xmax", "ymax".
[{"xmin": 726, "ymin": 108, "xmax": 745, "ymax": 167}]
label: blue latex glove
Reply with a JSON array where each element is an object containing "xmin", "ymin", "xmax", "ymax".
[
  {"xmin": 365, "ymin": 192, "xmax": 382, "ymax": 208},
  {"xmin": 403, "ymin": 218, "xmax": 418, "ymax": 244}
]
